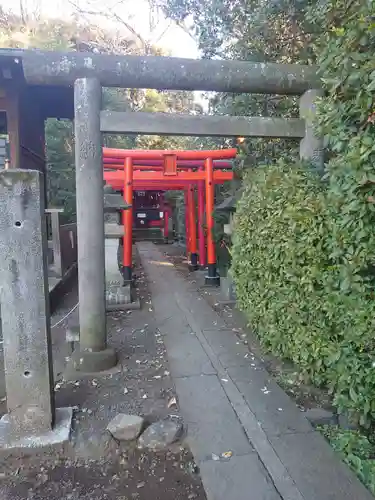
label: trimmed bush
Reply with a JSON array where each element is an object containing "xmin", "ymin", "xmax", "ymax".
[{"xmin": 232, "ymin": 161, "xmax": 375, "ymax": 427}]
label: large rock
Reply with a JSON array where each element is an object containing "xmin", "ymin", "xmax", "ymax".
[
  {"xmin": 138, "ymin": 419, "xmax": 183, "ymax": 451},
  {"xmin": 107, "ymin": 414, "xmax": 144, "ymax": 441}
]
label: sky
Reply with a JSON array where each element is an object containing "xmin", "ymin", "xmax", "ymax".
[{"xmin": 1, "ymin": 0, "xmax": 199, "ymax": 58}]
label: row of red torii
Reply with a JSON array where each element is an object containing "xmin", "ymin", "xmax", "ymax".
[{"xmin": 103, "ymin": 147, "xmax": 236, "ymax": 285}]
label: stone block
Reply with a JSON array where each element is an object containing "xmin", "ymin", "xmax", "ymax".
[
  {"xmin": 138, "ymin": 419, "xmax": 183, "ymax": 451},
  {"xmin": 163, "ymin": 333, "xmax": 215, "ymax": 377},
  {"xmin": 202, "ymin": 329, "xmax": 249, "ymax": 367},
  {"xmin": 268, "ymin": 431, "xmax": 374, "ymax": 500},
  {"xmin": 220, "ymin": 276, "xmax": 236, "ymax": 302},
  {"xmin": 107, "ymin": 414, "xmax": 144, "ymax": 441},
  {"xmin": 200, "ymin": 454, "xmax": 281, "ymax": 500},
  {"xmin": 305, "ymin": 408, "xmax": 338, "ymax": 427},
  {"xmin": 227, "ymin": 365, "xmax": 312, "ymax": 435},
  {"xmin": 0, "ymin": 407, "xmax": 72, "ymax": 454},
  {"xmin": 175, "ymin": 374, "xmax": 253, "ymax": 460}
]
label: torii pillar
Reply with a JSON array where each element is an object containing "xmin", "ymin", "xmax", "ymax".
[{"xmin": 70, "ymin": 77, "xmax": 117, "ymax": 373}]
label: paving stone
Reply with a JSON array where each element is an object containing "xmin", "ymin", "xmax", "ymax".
[
  {"xmin": 268, "ymin": 431, "xmax": 374, "ymax": 500},
  {"xmin": 138, "ymin": 419, "xmax": 183, "ymax": 451},
  {"xmin": 176, "ymin": 292, "xmax": 228, "ymax": 330},
  {"xmin": 106, "ymin": 414, "xmax": 144, "ymax": 441},
  {"xmin": 157, "ymin": 315, "xmax": 192, "ymax": 337},
  {"xmin": 175, "ymin": 374, "xmax": 253, "ymax": 460},
  {"xmin": 163, "ymin": 332, "xmax": 215, "ymax": 377},
  {"xmin": 227, "ymin": 365, "xmax": 313, "ymax": 435},
  {"xmin": 202, "ymin": 329, "xmax": 250, "ymax": 367},
  {"xmin": 200, "ymin": 454, "xmax": 281, "ymax": 500},
  {"xmin": 152, "ymin": 293, "xmax": 183, "ymax": 324}
]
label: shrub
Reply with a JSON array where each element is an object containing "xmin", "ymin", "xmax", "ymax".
[
  {"xmin": 320, "ymin": 426, "xmax": 375, "ymax": 494},
  {"xmin": 232, "ymin": 161, "xmax": 375, "ymax": 426}
]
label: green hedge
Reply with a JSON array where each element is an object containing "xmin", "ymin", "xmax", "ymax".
[
  {"xmin": 232, "ymin": 161, "xmax": 375, "ymax": 427},
  {"xmin": 232, "ymin": 0, "xmax": 375, "ymax": 430}
]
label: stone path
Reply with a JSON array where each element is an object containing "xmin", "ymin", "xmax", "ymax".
[{"xmin": 137, "ymin": 242, "xmax": 373, "ymax": 500}]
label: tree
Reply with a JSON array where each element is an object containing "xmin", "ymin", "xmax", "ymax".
[
  {"xmin": 156, "ymin": 0, "xmax": 319, "ymax": 170},
  {"xmin": 0, "ymin": 6, "xmax": 200, "ymax": 219}
]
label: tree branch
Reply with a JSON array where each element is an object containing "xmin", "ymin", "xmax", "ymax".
[{"xmin": 67, "ymin": 0, "xmax": 148, "ymax": 50}]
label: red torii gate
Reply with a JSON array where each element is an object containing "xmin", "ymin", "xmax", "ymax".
[{"xmin": 103, "ymin": 148, "xmax": 236, "ymax": 285}]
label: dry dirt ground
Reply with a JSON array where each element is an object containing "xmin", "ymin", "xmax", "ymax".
[{"xmin": 0, "ymin": 254, "xmax": 206, "ymax": 500}]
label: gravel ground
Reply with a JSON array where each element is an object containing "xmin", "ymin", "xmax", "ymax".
[{"xmin": 0, "ymin": 252, "xmax": 206, "ymax": 500}]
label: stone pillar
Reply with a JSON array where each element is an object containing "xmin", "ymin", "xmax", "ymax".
[
  {"xmin": 299, "ymin": 89, "xmax": 324, "ymax": 173},
  {"xmin": 0, "ymin": 137, "xmax": 6, "ymax": 169},
  {"xmin": 72, "ymin": 78, "xmax": 116, "ymax": 373},
  {"xmin": 0, "ymin": 170, "xmax": 55, "ymax": 435}
]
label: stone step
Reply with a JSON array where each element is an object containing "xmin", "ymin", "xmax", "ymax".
[{"xmin": 105, "ymin": 223, "xmax": 124, "ymax": 239}]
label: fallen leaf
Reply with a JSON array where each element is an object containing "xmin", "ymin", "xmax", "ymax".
[{"xmin": 168, "ymin": 396, "xmax": 177, "ymax": 408}]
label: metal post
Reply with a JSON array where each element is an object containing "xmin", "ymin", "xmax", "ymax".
[
  {"xmin": 205, "ymin": 158, "xmax": 220, "ymax": 285},
  {"xmin": 72, "ymin": 77, "xmax": 116, "ymax": 373},
  {"xmin": 0, "ymin": 170, "xmax": 55, "ymax": 436},
  {"xmin": 187, "ymin": 184, "xmax": 198, "ymax": 271},
  {"xmin": 123, "ymin": 157, "xmax": 133, "ymax": 283},
  {"xmin": 299, "ymin": 89, "xmax": 324, "ymax": 173},
  {"xmin": 197, "ymin": 179, "xmax": 206, "ymax": 269}
]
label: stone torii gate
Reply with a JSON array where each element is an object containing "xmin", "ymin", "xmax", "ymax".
[{"xmin": 0, "ymin": 49, "xmax": 321, "ymax": 450}]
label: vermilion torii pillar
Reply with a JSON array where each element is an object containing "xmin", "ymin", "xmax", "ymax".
[
  {"xmin": 187, "ymin": 184, "xmax": 198, "ymax": 271},
  {"xmin": 197, "ymin": 179, "xmax": 206, "ymax": 269},
  {"xmin": 205, "ymin": 157, "xmax": 220, "ymax": 285},
  {"xmin": 184, "ymin": 189, "xmax": 190, "ymax": 252},
  {"xmin": 123, "ymin": 157, "xmax": 133, "ymax": 283}
]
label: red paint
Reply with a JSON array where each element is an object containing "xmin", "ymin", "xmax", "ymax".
[
  {"xmin": 184, "ymin": 189, "xmax": 190, "ymax": 253},
  {"xmin": 123, "ymin": 157, "xmax": 133, "ymax": 269},
  {"xmin": 104, "ymin": 170, "xmax": 233, "ymax": 184},
  {"xmin": 103, "ymin": 148, "xmax": 237, "ymax": 273},
  {"xmin": 103, "ymin": 148, "xmax": 237, "ymax": 160},
  {"xmin": 103, "ymin": 159, "xmax": 233, "ymax": 169},
  {"xmin": 197, "ymin": 180, "xmax": 206, "ymax": 267},
  {"xmin": 187, "ymin": 185, "xmax": 197, "ymax": 256},
  {"xmin": 205, "ymin": 158, "xmax": 216, "ymax": 265}
]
